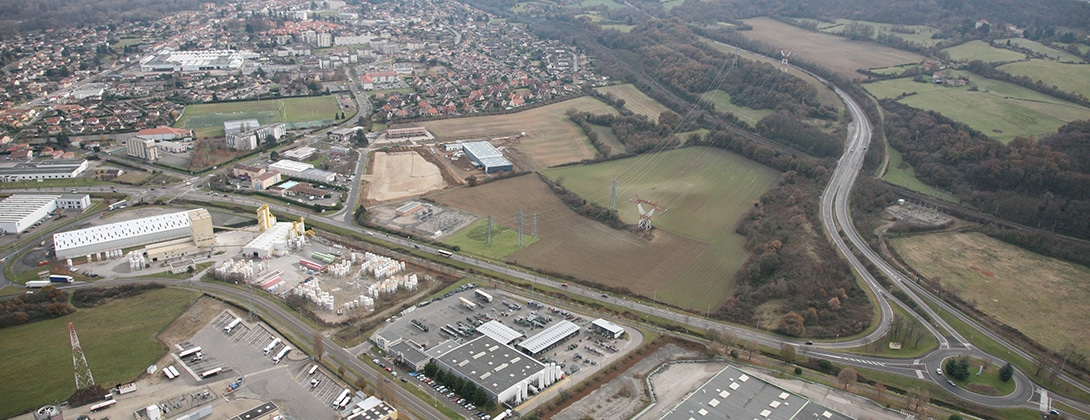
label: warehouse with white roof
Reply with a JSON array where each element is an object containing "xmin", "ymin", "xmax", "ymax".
[
  {"xmin": 476, "ymin": 320, "xmax": 524, "ymax": 345},
  {"xmin": 462, "ymin": 141, "xmax": 512, "ymax": 174},
  {"xmin": 434, "ymin": 335, "xmax": 563, "ymax": 405},
  {"xmin": 590, "ymin": 318, "xmax": 625, "ymax": 339},
  {"xmin": 517, "ymin": 319, "xmax": 580, "ymax": 356},
  {"xmin": 54, "ymin": 209, "xmax": 214, "ymax": 259},
  {"xmin": 0, "ymin": 194, "xmax": 90, "ymax": 234},
  {"xmin": 269, "ymin": 159, "xmax": 337, "ymax": 184},
  {"xmin": 661, "ymin": 365, "xmax": 852, "ymax": 420}
]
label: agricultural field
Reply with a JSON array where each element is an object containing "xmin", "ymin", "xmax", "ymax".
[
  {"xmin": 0, "ymin": 288, "xmax": 189, "ymax": 419},
  {"xmin": 700, "ymin": 90, "xmax": 774, "ymax": 128},
  {"xmin": 542, "ymin": 147, "xmax": 778, "ymax": 309},
  {"xmin": 941, "ymin": 40, "xmax": 1026, "ymax": 63},
  {"xmin": 589, "ymin": 124, "xmax": 626, "ymax": 156},
  {"xmin": 889, "ymin": 231, "xmax": 1090, "ymax": 357},
  {"xmin": 699, "ymin": 36, "xmax": 844, "ymax": 110},
  {"xmin": 882, "ymin": 148, "xmax": 959, "ymax": 202},
  {"xmin": 864, "ymin": 70, "xmax": 1090, "ymax": 143},
  {"xmin": 430, "ymin": 173, "xmax": 714, "ymax": 310},
  {"xmin": 739, "ymin": 17, "xmax": 927, "ymax": 79},
  {"xmin": 441, "ymin": 218, "xmax": 539, "ymax": 261},
  {"xmin": 174, "ymin": 95, "xmax": 342, "ymax": 138},
  {"xmin": 595, "ymin": 84, "xmax": 669, "ymax": 119},
  {"xmin": 998, "ymin": 38, "xmax": 1084, "ymax": 63},
  {"xmin": 422, "ymin": 96, "xmax": 618, "ymax": 168},
  {"xmin": 795, "ymin": 18, "xmax": 942, "ymax": 47},
  {"xmin": 569, "ymin": 0, "xmax": 625, "ymax": 9},
  {"xmin": 999, "ymin": 60, "xmax": 1090, "ymax": 99}
]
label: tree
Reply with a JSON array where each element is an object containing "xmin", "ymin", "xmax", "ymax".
[
  {"xmin": 270, "ymin": 151, "xmax": 280, "ymax": 161},
  {"xmin": 780, "ymin": 343, "xmax": 796, "ymax": 364},
  {"xmin": 999, "ymin": 362, "xmax": 1014, "ymax": 382},
  {"xmin": 777, "ymin": 311, "xmax": 806, "ymax": 336},
  {"xmin": 873, "ymin": 382, "xmax": 887, "ymax": 405},
  {"xmin": 837, "ymin": 367, "xmax": 857, "ymax": 389},
  {"xmin": 355, "ymin": 376, "xmax": 368, "ymax": 393},
  {"xmin": 946, "ymin": 357, "xmax": 970, "ymax": 381},
  {"xmin": 741, "ymin": 340, "xmax": 759, "ymax": 360},
  {"xmin": 314, "ymin": 331, "xmax": 325, "ymax": 361}
]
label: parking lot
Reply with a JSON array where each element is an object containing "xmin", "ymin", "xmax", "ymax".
[{"xmin": 370, "ymin": 286, "xmax": 642, "ymax": 416}]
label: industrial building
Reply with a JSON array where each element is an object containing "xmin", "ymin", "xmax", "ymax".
[
  {"xmin": 384, "ymin": 126, "xmax": 430, "ymax": 139},
  {"xmin": 0, "ymin": 159, "xmax": 89, "ymax": 181},
  {"xmin": 344, "ymin": 396, "xmax": 398, "ymax": 420},
  {"xmin": 269, "ymin": 159, "xmax": 337, "ymax": 184},
  {"xmin": 54, "ymin": 208, "xmax": 215, "ymax": 259},
  {"xmin": 517, "ymin": 319, "xmax": 580, "ymax": 356},
  {"xmin": 462, "ymin": 141, "xmax": 513, "ymax": 174},
  {"xmin": 434, "ymin": 335, "xmax": 563, "ymax": 405},
  {"xmin": 661, "ymin": 365, "xmax": 851, "ymax": 420},
  {"xmin": 0, "ymin": 194, "xmax": 90, "ymax": 234},
  {"xmin": 328, "ymin": 127, "xmax": 363, "ymax": 142},
  {"xmin": 590, "ymin": 318, "xmax": 625, "ymax": 339},
  {"xmin": 241, "ymin": 205, "xmax": 309, "ymax": 258},
  {"xmin": 476, "ymin": 320, "xmax": 524, "ymax": 345},
  {"xmin": 126, "ymin": 137, "xmax": 160, "ymax": 161},
  {"xmin": 231, "ymin": 402, "xmax": 281, "ymax": 420},
  {"xmin": 282, "ymin": 146, "xmax": 317, "ymax": 161},
  {"xmin": 388, "ymin": 339, "xmax": 431, "ymax": 372},
  {"xmin": 136, "ymin": 126, "xmax": 193, "ymax": 141},
  {"xmin": 139, "ymin": 50, "xmax": 250, "ymax": 72}
]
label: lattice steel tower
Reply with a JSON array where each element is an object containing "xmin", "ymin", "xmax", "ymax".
[{"xmin": 69, "ymin": 321, "xmax": 95, "ymax": 390}]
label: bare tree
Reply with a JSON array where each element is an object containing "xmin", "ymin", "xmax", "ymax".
[
  {"xmin": 314, "ymin": 331, "xmax": 325, "ymax": 361},
  {"xmin": 780, "ymin": 343, "xmax": 797, "ymax": 364},
  {"xmin": 837, "ymin": 367, "xmax": 857, "ymax": 389},
  {"xmin": 873, "ymin": 382, "xmax": 887, "ymax": 405}
]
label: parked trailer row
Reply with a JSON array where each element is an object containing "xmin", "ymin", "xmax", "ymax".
[
  {"xmin": 332, "ymin": 388, "xmax": 351, "ymax": 409},
  {"xmin": 163, "ymin": 365, "xmax": 180, "ymax": 379},
  {"xmin": 224, "ymin": 317, "xmax": 242, "ymax": 334},
  {"xmin": 178, "ymin": 346, "xmax": 202, "ymax": 358},
  {"xmin": 272, "ymin": 346, "xmax": 291, "ymax": 364}
]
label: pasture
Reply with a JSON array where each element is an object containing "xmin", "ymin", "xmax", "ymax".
[
  {"xmin": 589, "ymin": 124, "xmax": 626, "ymax": 156},
  {"xmin": 999, "ymin": 60, "xmax": 1090, "ymax": 99},
  {"xmin": 882, "ymin": 148, "xmax": 958, "ymax": 202},
  {"xmin": 441, "ymin": 219, "xmax": 539, "ymax": 261},
  {"xmin": 941, "ymin": 40, "xmax": 1026, "ymax": 63},
  {"xmin": 0, "ymin": 288, "xmax": 189, "ymax": 419},
  {"xmin": 700, "ymin": 36, "xmax": 844, "ymax": 110},
  {"xmin": 796, "ymin": 18, "xmax": 942, "ymax": 47},
  {"xmin": 890, "ymin": 231, "xmax": 1090, "ymax": 357},
  {"xmin": 422, "ymin": 96, "xmax": 618, "ymax": 168},
  {"xmin": 175, "ymin": 95, "xmax": 342, "ymax": 138},
  {"xmin": 700, "ymin": 90, "xmax": 774, "ymax": 128},
  {"xmin": 999, "ymin": 38, "xmax": 1084, "ymax": 63},
  {"xmin": 595, "ymin": 84, "xmax": 670, "ymax": 119},
  {"xmin": 865, "ymin": 71, "xmax": 1090, "ymax": 142},
  {"xmin": 739, "ymin": 17, "xmax": 927, "ymax": 79}
]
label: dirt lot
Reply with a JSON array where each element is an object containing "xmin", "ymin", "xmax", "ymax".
[
  {"xmin": 428, "ymin": 174, "xmax": 708, "ymax": 297},
  {"xmin": 556, "ymin": 343, "xmax": 706, "ymax": 419},
  {"xmin": 362, "ymin": 150, "xmax": 448, "ymax": 202},
  {"xmin": 740, "ymin": 17, "xmax": 927, "ymax": 79},
  {"xmin": 421, "ymin": 96, "xmax": 617, "ymax": 169}
]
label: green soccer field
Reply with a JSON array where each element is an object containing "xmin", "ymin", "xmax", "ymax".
[{"xmin": 174, "ymin": 96, "xmax": 343, "ymax": 137}]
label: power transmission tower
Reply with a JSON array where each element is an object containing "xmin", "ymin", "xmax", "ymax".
[
  {"xmin": 631, "ymin": 195, "xmax": 667, "ymax": 231},
  {"xmin": 779, "ymin": 49, "xmax": 793, "ymax": 72},
  {"xmin": 609, "ymin": 178, "xmax": 618, "ymax": 210},
  {"xmin": 69, "ymin": 321, "xmax": 95, "ymax": 390},
  {"xmin": 486, "ymin": 214, "xmax": 493, "ymax": 246},
  {"xmin": 517, "ymin": 209, "xmax": 525, "ymax": 247},
  {"xmin": 531, "ymin": 211, "xmax": 538, "ymax": 238}
]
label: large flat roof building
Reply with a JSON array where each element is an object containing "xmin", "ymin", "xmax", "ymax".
[
  {"xmin": 590, "ymin": 318, "xmax": 625, "ymax": 339},
  {"xmin": 54, "ymin": 208, "xmax": 214, "ymax": 259},
  {"xmin": 462, "ymin": 141, "xmax": 512, "ymax": 174},
  {"xmin": 269, "ymin": 159, "xmax": 336, "ymax": 183},
  {"xmin": 0, "ymin": 159, "xmax": 89, "ymax": 181},
  {"xmin": 140, "ymin": 50, "xmax": 247, "ymax": 72},
  {"xmin": 517, "ymin": 319, "xmax": 580, "ymax": 356},
  {"xmin": 434, "ymin": 335, "xmax": 562, "ymax": 405},
  {"xmin": 661, "ymin": 366, "xmax": 853, "ymax": 420},
  {"xmin": 0, "ymin": 194, "xmax": 89, "ymax": 235},
  {"xmin": 476, "ymin": 320, "xmax": 524, "ymax": 345},
  {"xmin": 242, "ymin": 221, "xmax": 306, "ymax": 258}
]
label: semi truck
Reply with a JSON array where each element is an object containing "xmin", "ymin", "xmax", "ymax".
[
  {"xmin": 475, "ymin": 289, "xmax": 493, "ymax": 303},
  {"xmin": 263, "ymin": 338, "xmax": 281, "ymax": 355},
  {"xmin": 459, "ymin": 297, "xmax": 477, "ymax": 311},
  {"xmin": 25, "ymin": 280, "xmax": 52, "ymax": 288},
  {"xmin": 224, "ymin": 317, "xmax": 242, "ymax": 334},
  {"xmin": 272, "ymin": 346, "xmax": 292, "ymax": 364},
  {"xmin": 48, "ymin": 274, "xmax": 74, "ymax": 283},
  {"xmin": 178, "ymin": 346, "xmax": 202, "ymax": 358}
]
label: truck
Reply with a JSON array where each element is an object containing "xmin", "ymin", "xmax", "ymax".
[
  {"xmin": 178, "ymin": 346, "xmax": 202, "ymax": 358},
  {"xmin": 48, "ymin": 274, "xmax": 74, "ymax": 283},
  {"xmin": 224, "ymin": 317, "xmax": 242, "ymax": 334},
  {"xmin": 332, "ymin": 388, "xmax": 351, "ymax": 408},
  {"xmin": 200, "ymin": 367, "xmax": 223, "ymax": 378},
  {"xmin": 459, "ymin": 297, "xmax": 477, "ymax": 311},
  {"xmin": 25, "ymin": 280, "xmax": 52, "ymax": 288},
  {"xmin": 272, "ymin": 346, "xmax": 292, "ymax": 364},
  {"xmin": 475, "ymin": 290, "xmax": 493, "ymax": 303},
  {"xmin": 263, "ymin": 338, "xmax": 281, "ymax": 355}
]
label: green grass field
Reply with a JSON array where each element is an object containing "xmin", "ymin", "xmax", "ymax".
[
  {"xmin": 865, "ymin": 70, "xmax": 1090, "ymax": 143},
  {"xmin": 175, "ymin": 96, "xmax": 342, "ymax": 138},
  {"xmin": 442, "ymin": 218, "xmax": 538, "ymax": 261},
  {"xmin": 942, "ymin": 40, "xmax": 1027, "ymax": 63},
  {"xmin": 882, "ymin": 148, "xmax": 959, "ymax": 202},
  {"xmin": 541, "ymin": 147, "xmax": 780, "ymax": 309},
  {"xmin": 998, "ymin": 38, "xmax": 1084, "ymax": 63},
  {"xmin": 700, "ymin": 90, "xmax": 774, "ymax": 127},
  {"xmin": 999, "ymin": 60, "xmax": 1090, "ymax": 99},
  {"xmin": 699, "ymin": 36, "xmax": 844, "ymax": 111},
  {"xmin": 0, "ymin": 288, "xmax": 189, "ymax": 418},
  {"xmin": 570, "ymin": 0, "xmax": 625, "ymax": 9},
  {"xmin": 801, "ymin": 18, "xmax": 942, "ymax": 47},
  {"xmin": 595, "ymin": 84, "xmax": 670, "ymax": 119},
  {"xmin": 589, "ymin": 123, "xmax": 626, "ymax": 156},
  {"xmin": 942, "ymin": 356, "xmax": 1017, "ymax": 396}
]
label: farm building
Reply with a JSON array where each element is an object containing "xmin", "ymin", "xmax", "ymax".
[
  {"xmin": 434, "ymin": 335, "xmax": 563, "ymax": 405},
  {"xmin": 662, "ymin": 365, "xmax": 851, "ymax": 420},
  {"xmin": 53, "ymin": 208, "xmax": 215, "ymax": 259},
  {"xmin": 385, "ymin": 126, "xmax": 430, "ymax": 139},
  {"xmin": 517, "ymin": 320, "xmax": 580, "ymax": 356},
  {"xmin": 0, "ymin": 194, "xmax": 88, "ymax": 234},
  {"xmin": 476, "ymin": 320, "xmax": 524, "ymax": 345},
  {"xmin": 139, "ymin": 50, "xmax": 249, "ymax": 72},
  {"xmin": 590, "ymin": 318, "xmax": 625, "ymax": 339},
  {"xmin": 0, "ymin": 159, "xmax": 89, "ymax": 181},
  {"xmin": 462, "ymin": 141, "xmax": 512, "ymax": 174}
]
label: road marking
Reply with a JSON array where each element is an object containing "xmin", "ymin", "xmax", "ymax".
[{"xmin": 915, "ymin": 370, "xmax": 924, "ymax": 379}]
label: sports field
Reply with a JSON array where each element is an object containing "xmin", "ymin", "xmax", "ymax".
[
  {"xmin": 890, "ymin": 231, "xmax": 1090, "ymax": 357},
  {"xmin": 540, "ymin": 147, "xmax": 779, "ymax": 309},
  {"xmin": 739, "ymin": 17, "xmax": 927, "ymax": 79},
  {"xmin": 700, "ymin": 36, "xmax": 843, "ymax": 110},
  {"xmin": 0, "ymin": 288, "xmax": 189, "ymax": 419},
  {"xmin": 422, "ymin": 96, "xmax": 618, "ymax": 168},
  {"xmin": 999, "ymin": 60, "xmax": 1090, "ymax": 99},
  {"xmin": 595, "ymin": 84, "xmax": 670, "ymax": 119},
  {"xmin": 700, "ymin": 90, "xmax": 774, "ymax": 127},
  {"xmin": 941, "ymin": 40, "xmax": 1027, "ymax": 63},
  {"xmin": 865, "ymin": 70, "xmax": 1090, "ymax": 143},
  {"xmin": 174, "ymin": 96, "xmax": 342, "ymax": 138}
]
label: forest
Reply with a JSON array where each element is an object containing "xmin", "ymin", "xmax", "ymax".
[{"xmin": 0, "ymin": 0, "xmax": 221, "ymax": 33}]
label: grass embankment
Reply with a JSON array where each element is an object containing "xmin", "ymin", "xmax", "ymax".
[
  {"xmin": 881, "ymin": 148, "xmax": 959, "ymax": 202},
  {"xmin": 0, "ymin": 288, "xmax": 189, "ymax": 418},
  {"xmin": 441, "ymin": 219, "xmax": 539, "ymax": 261}
]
